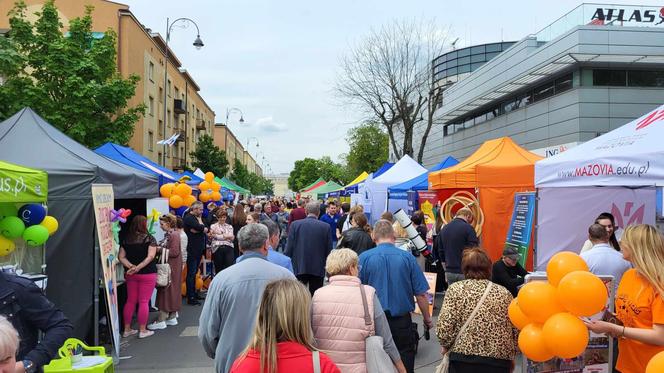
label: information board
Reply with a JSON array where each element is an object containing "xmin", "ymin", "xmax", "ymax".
[{"xmin": 505, "ymin": 192, "xmax": 536, "ymax": 267}]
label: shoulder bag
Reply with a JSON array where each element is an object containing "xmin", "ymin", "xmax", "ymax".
[
  {"xmin": 435, "ymin": 281, "xmax": 493, "ymax": 373},
  {"xmin": 359, "ymin": 283, "xmax": 398, "ymax": 373},
  {"xmin": 156, "ymin": 247, "xmax": 171, "ymax": 288},
  {"xmin": 312, "ymin": 350, "xmax": 321, "ymax": 373}
]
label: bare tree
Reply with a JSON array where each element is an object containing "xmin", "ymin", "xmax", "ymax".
[{"xmin": 335, "ymin": 19, "xmax": 449, "ymax": 163}]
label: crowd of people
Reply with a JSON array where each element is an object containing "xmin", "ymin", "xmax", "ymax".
[{"xmin": 1, "ymin": 192, "xmax": 664, "ymax": 373}]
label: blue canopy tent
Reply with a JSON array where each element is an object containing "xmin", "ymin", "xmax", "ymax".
[
  {"xmin": 95, "ymin": 142, "xmax": 199, "ymax": 186},
  {"xmin": 386, "ymin": 156, "xmax": 459, "ymax": 213}
]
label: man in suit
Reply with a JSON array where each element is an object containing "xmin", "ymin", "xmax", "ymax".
[{"xmin": 285, "ymin": 201, "xmax": 333, "ymax": 295}]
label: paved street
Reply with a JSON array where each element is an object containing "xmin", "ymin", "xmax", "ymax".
[{"xmin": 119, "ymin": 297, "xmax": 444, "ymax": 373}]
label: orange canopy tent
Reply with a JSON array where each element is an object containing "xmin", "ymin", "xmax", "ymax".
[{"xmin": 428, "ymin": 137, "xmax": 542, "ymax": 268}]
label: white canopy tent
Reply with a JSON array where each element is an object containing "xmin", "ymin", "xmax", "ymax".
[
  {"xmin": 534, "ymin": 104, "xmax": 663, "ymax": 269},
  {"xmin": 359, "ymin": 155, "xmax": 427, "ymax": 223}
]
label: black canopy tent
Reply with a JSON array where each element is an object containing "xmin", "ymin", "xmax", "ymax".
[{"xmin": 0, "ymin": 108, "xmax": 158, "ymax": 339}]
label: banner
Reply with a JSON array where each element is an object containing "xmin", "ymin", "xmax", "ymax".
[
  {"xmin": 504, "ymin": 192, "xmax": 536, "ymax": 267},
  {"xmin": 414, "ymin": 272, "xmax": 437, "ymax": 315},
  {"xmin": 0, "ymin": 165, "xmax": 47, "ymax": 203},
  {"xmin": 91, "ymin": 184, "xmax": 120, "ymax": 356},
  {"xmin": 536, "ymin": 186, "xmax": 656, "ymax": 270}
]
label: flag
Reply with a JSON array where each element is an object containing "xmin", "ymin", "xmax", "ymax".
[{"xmin": 157, "ymin": 133, "xmax": 180, "ymax": 146}]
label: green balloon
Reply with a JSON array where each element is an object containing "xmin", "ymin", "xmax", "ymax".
[
  {"xmin": 0, "ymin": 203, "xmax": 18, "ymax": 220},
  {"xmin": 23, "ymin": 225, "xmax": 49, "ymax": 246},
  {"xmin": 0, "ymin": 216, "xmax": 25, "ymax": 239}
]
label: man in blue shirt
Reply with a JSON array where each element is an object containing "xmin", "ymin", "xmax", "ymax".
[
  {"xmin": 319, "ymin": 201, "xmax": 341, "ymax": 248},
  {"xmin": 236, "ymin": 220, "xmax": 293, "ymax": 273},
  {"xmin": 359, "ymin": 219, "xmax": 432, "ymax": 373}
]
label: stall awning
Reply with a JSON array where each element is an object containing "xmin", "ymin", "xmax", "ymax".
[
  {"xmin": 389, "ymin": 156, "xmax": 459, "ymax": 194},
  {"xmin": 300, "ymin": 177, "xmax": 326, "ymax": 193},
  {"xmin": 0, "ymin": 160, "xmax": 48, "ymax": 203}
]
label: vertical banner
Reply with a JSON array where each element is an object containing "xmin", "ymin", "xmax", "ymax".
[
  {"xmin": 414, "ymin": 272, "xmax": 437, "ymax": 315},
  {"xmin": 417, "ymin": 191, "xmax": 439, "ymax": 225},
  {"xmin": 504, "ymin": 192, "xmax": 536, "ymax": 267},
  {"xmin": 91, "ymin": 184, "xmax": 120, "ymax": 356},
  {"xmin": 146, "ymin": 197, "xmax": 170, "ymax": 242},
  {"xmin": 406, "ymin": 191, "xmax": 419, "ymax": 216}
]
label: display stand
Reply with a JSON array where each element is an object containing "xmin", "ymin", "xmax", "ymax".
[{"xmin": 522, "ymin": 274, "xmax": 615, "ymax": 373}]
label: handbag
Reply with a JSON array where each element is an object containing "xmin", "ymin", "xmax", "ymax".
[
  {"xmin": 312, "ymin": 350, "xmax": 321, "ymax": 373},
  {"xmin": 156, "ymin": 248, "xmax": 171, "ymax": 288},
  {"xmin": 359, "ymin": 283, "xmax": 398, "ymax": 373},
  {"xmin": 435, "ymin": 282, "xmax": 493, "ymax": 373}
]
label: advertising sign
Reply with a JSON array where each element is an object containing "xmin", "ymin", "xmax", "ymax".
[
  {"xmin": 414, "ymin": 272, "xmax": 437, "ymax": 316},
  {"xmin": 0, "ymin": 165, "xmax": 47, "ymax": 203},
  {"xmin": 91, "ymin": 184, "xmax": 120, "ymax": 356},
  {"xmin": 504, "ymin": 192, "xmax": 536, "ymax": 267}
]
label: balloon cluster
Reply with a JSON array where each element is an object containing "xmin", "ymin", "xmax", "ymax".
[
  {"xmin": 510, "ymin": 251, "xmax": 607, "ymax": 362},
  {"xmin": 0, "ymin": 203, "xmax": 59, "ymax": 256},
  {"xmin": 160, "ymin": 181, "xmax": 196, "ymax": 209},
  {"xmin": 198, "ymin": 172, "xmax": 222, "ymax": 203}
]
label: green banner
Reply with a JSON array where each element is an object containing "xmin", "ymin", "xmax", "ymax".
[{"xmin": 0, "ymin": 161, "xmax": 48, "ymax": 203}]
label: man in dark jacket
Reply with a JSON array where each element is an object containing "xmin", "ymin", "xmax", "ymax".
[
  {"xmin": 492, "ymin": 246, "xmax": 528, "ymax": 297},
  {"xmin": 287, "ymin": 199, "xmax": 307, "ymax": 230},
  {"xmin": 184, "ymin": 201, "xmax": 208, "ymax": 305},
  {"xmin": 0, "ymin": 271, "xmax": 73, "ymax": 372},
  {"xmin": 435, "ymin": 207, "xmax": 479, "ymax": 286},
  {"xmin": 285, "ymin": 201, "xmax": 332, "ymax": 295}
]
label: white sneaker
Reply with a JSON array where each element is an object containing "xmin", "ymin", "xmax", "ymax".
[
  {"xmin": 165, "ymin": 318, "xmax": 178, "ymax": 326},
  {"xmin": 147, "ymin": 321, "xmax": 167, "ymax": 330}
]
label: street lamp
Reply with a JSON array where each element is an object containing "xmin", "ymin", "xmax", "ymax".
[
  {"xmin": 160, "ymin": 17, "xmax": 204, "ymax": 167},
  {"xmin": 224, "ymin": 108, "xmax": 245, "ymax": 166}
]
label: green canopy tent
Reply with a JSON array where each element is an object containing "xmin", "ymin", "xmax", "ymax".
[
  {"xmin": 215, "ymin": 176, "xmax": 251, "ymax": 195},
  {"xmin": 300, "ymin": 177, "xmax": 326, "ymax": 193},
  {"xmin": 0, "ymin": 160, "xmax": 48, "ymax": 203},
  {"xmin": 306, "ymin": 181, "xmax": 343, "ymax": 199}
]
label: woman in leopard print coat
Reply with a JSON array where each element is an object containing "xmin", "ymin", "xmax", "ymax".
[{"xmin": 436, "ymin": 247, "xmax": 518, "ymax": 373}]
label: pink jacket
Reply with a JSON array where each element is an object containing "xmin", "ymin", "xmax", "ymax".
[{"xmin": 311, "ymin": 275, "xmax": 375, "ymax": 373}]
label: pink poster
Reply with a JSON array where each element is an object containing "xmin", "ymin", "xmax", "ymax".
[{"xmin": 536, "ymin": 186, "xmax": 655, "ymax": 270}]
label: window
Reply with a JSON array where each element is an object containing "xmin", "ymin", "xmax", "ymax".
[
  {"xmin": 471, "ymin": 45, "xmax": 486, "ymax": 55},
  {"xmin": 148, "ymin": 62, "xmax": 154, "ymax": 82},
  {"xmin": 148, "ymin": 96, "xmax": 154, "ymax": 116},
  {"xmin": 486, "ymin": 43, "xmax": 501, "ymax": 53},
  {"xmin": 628, "ymin": 71, "xmax": 664, "ymax": 87},
  {"xmin": 457, "ymin": 48, "xmax": 470, "ymax": 57},
  {"xmin": 159, "ymin": 88, "xmax": 163, "ymax": 103},
  {"xmin": 533, "ymin": 81, "xmax": 555, "ymax": 101},
  {"xmin": 158, "ymin": 152, "xmax": 162, "ymax": 162},
  {"xmin": 593, "ymin": 70, "xmax": 626, "ymax": 86},
  {"xmin": 148, "ymin": 131, "xmax": 154, "ymax": 151},
  {"xmin": 458, "ymin": 56, "xmax": 470, "ymax": 65},
  {"xmin": 555, "ymin": 73, "xmax": 573, "ymax": 93},
  {"xmin": 458, "ymin": 64, "xmax": 471, "ymax": 74},
  {"xmin": 167, "ymin": 110, "xmax": 171, "ymax": 127},
  {"xmin": 167, "ymin": 80, "xmax": 172, "ymax": 96},
  {"xmin": 174, "ymin": 87, "xmax": 180, "ymax": 99}
]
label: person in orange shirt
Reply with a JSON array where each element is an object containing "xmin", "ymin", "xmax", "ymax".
[{"xmin": 585, "ymin": 224, "xmax": 664, "ymax": 373}]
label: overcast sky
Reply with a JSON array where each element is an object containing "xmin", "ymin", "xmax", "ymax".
[{"xmin": 120, "ymin": 0, "xmax": 662, "ymax": 174}]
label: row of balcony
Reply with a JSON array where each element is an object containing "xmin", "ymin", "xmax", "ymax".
[{"xmin": 172, "ymin": 99, "xmax": 208, "ymax": 130}]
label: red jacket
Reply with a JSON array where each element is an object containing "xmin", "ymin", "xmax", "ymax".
[
  {"xmin": 230, "ymin": 341, "xmax": 340, "ymax": 373},
  {"xmin": 288, "ymin": 207, "xmax": 307, "ymax": 228}
]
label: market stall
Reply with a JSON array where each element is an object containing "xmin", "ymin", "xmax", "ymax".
[
  {"xmin": 305, "ymin": 180, "xmax": 343, "ymax": 200},
  {"xmin": 0, "ymin": 108, "xmax": 158, "ymax": 339},
  {"xmin": 359, "ymin": 155, "xmax": 427, "ymax": 223},
  {"xmin": 429, "ymin": 137, "xmax": 541, "ymax": 265},
  {"xmin": 534, "ymin": 103, "xmax": 664, "ymax": 270},
  {"xmin": 326, "ymin": 171, "xmax": 368, "ymax": 200},
  {"xmin": 299, "ymin": 177, "xmax": 327, "ymax": 194}
]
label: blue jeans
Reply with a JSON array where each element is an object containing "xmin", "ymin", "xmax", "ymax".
[{"xmin": 186, "ymin": 248, "xmax": 202, "ymax": 300}]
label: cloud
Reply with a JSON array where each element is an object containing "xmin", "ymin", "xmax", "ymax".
[{"xmin": 255, "ymin": 116, "xmax": 288, "ymax": 132}]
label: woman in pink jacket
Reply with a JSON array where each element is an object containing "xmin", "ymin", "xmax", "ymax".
[{"xmin": 311, "ymin": 248, "xmax": 406, "ymax": 373}]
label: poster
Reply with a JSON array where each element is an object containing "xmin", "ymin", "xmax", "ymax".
[
  {"xmin": 523, "ymin": 274, "xmax": 614, "ymax": 373},
  {"xmin": 146, "ymin": 197, "xmax": 170, "ymax": 242},
  {"xmin": 91, "ymin": 184, "xmax": 120, "ymax": 356},
  {"xmin": 414, "ymin": 272, "xmax": 437, "ymax": 315},
  {"xmin": 505, "ymin": 192, "xmax": 536, "ymax": 267},
  {"xmin": 417, "ymin": 191, "xmax": 439, "ymax": 225}
]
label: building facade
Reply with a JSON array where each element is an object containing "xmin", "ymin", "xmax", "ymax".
[
  {"xmin": 394, "ymin": 4, "xmax": 664, "ymax": 167},
  {"xmin": 266, "ymin": 173, "xmax": 293, "ymax": 197},
  {"xmin": 0, "ymin": 0, "xmax": 215, "ymax": 171}
]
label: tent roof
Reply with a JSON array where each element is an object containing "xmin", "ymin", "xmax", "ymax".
[
  {"xmin": 389, "ymin": 156, "xmax": 459, "ymax": 193},
  {"xmin": 0, "ymin": 108, "xmax": 157, "ymax": 199},
  {"xmin": 301, "ymin": 177, "xmax": 326, "ymax": 192},
  {"xmin": 535, "ymin": 103, "xmax": 664, "ymax": 187},
  {"xmin": 429, "ymin": 137, "xmax": 541, "ymax": 189},
  {"xmin": 0, "ymin": 160, "xmax": 48, "ymax": 203},
  {"xmin": 346, "ymin": 172, "xmax": 369, "ymax": 187},
  {"xmin": 215, "ymin": 176, "xmax": 251, "ymax": 195},
  {"xmin": 373, "ymin": 155, "xmax": 427, "ymax": 185},
  {"xmin": 180, "ymin": 171, "xmax": 203, "ymax": 183},
  {"xmin": 95, "ymin": 142, "xmax": 181, "ymax": 182},
  {"xmin": 373, "ymin": 162, "xmax": 394, "ymax": 179},
  {"xmin": 310, "ymin": 181, "xmax": 344, "ymax": 195}
]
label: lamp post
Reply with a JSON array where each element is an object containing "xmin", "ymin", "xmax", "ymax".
[
  {"xmin": 245, "ymin": 137, "xmax": 259, "ymax": 169},
  {"xmin": 225, "ymin": 108, "xmax": 244, "ymax": 168},
  {"xmin": 160, "ymin": 17, "xmax": 204, "ymax": 167}
]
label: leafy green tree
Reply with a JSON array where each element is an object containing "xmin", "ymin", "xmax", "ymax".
[
  {"xmin": 288, "ymin": 157, "xmax": 350, "ymax": 191},
  {"xmin": 345, "ymin": 121, "xmax": 389, "ymax": 177},
  {"xmin": 229, "ymin": 159, "xmax": 272, "ymax": 195},
  {"xmin": 190, "ymin": 134, "xmax": 229, "ymax": 177},
  {"xmin": 0, "ymin": 1, "xmax": 145, "ymax": 148},
  {"xmin": 230, "ymin": 159, "xmax": 251, "ymax": 188}
]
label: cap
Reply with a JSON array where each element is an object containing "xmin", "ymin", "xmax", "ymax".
[{"xmin": 503, "ymin": 246, "xmax": 520, "ymax": 259}]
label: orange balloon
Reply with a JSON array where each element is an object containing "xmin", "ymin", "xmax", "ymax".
[
  {"xmin": 174, "ymin": 183, "xmax": 192, "ymax": 198},
  {"xmin": 547, "ymin": 251, "xmax": 589, "ymax": 286},
  {"xmin": 647, "ymin": 351, "xmax": 664, "ymax": 373},
  {"xmin": 184, "ymin": 195, "xmax": 197, "ymax": 207},
  {"xmin": 509, "ymin": 299, "xmax": 532, "ymax": 330},
  {"xmin": 204, "ymin": 172, "xmax": 214, "ymax": 182},
  {"xmin": 557, "ymin": 271, "xmax": 608, "ymax": 316},
  {"xmin": 517, "ymin": 281, "xmax": 565, "ymax": 323},
  {"xmin": 211, "ymin": 191, "xmax": 222, "ymax": 201},
  {"xmin": 211, "ymin": 182, "xmax": 221, "ymax": 192},
  {"xmin": 199, "ymin": 192, "xmax": 211, "ymax": 203},
  {"xmin": 160, "ymin": 183, "xmax": 174, "ymax": 198},
  {"xmin": 169, "ymin": 195, "xmax": 184, "ymax": 209},
  {"xmin": 181, "ymin": 282, "xmax": 186, "ymax": 297},
  {"xmin": 542, "ymin": 312, "xmax": 589, "ymax": 358},
  {"xmin": 195, "ymin": 274, "xmax": 204, "ymax": 290},
  {"xmin": 519, "ymin": 324, "xmax": 554, "ymax": 362},
  {"xmin": 199, "ymin": 181, "xmax": 211, "ymax": 192}
]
